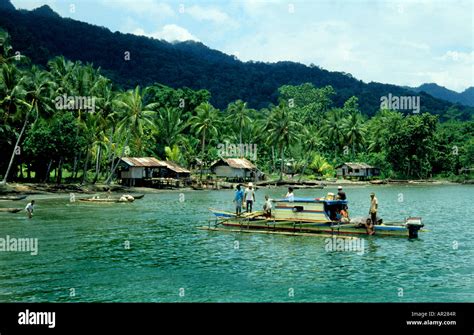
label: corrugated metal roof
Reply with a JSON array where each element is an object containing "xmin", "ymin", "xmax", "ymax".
[
  {"xmin": 121, "ymin": 157, "xmax": 190, "ymax": 173},
  {"xmin": 212, "ymin": 158, "xmax": 256, "ymax": 170},
  {"xmin": 158, "ymin": 160, "xmax": 190, "ymax": 174},
  {"xmin": 121, "ymin": 157, "xmax": 163, "ymax": 167},
  {"xmin": 337, "ymin": 162, "xmax": 375, "ymax": 169}
]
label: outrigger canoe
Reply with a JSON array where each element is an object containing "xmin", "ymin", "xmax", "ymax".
[
  {"xmin": 209, "ymin": 197, "xmax": 425, "ymax": 238},
  {"xmin": 79, "ymin": 198, "xmax": 134, "ymax": 203},
  {"xmin": 0, "ymin": 195, "xmax": 27, "ymax": 201}
]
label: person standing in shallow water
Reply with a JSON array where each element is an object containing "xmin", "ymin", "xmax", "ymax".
[
  {"xmin": 233, "ymin": 184, "xmax": 244, "ymax": 216},
  {"xmin": 25, "ymin": 200, "xmax": 35, "ymax": 219}
]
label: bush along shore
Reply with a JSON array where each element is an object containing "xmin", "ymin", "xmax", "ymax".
[{"xmin": 0, "ymin": 177, "xmax": 469, "ymax": 196}]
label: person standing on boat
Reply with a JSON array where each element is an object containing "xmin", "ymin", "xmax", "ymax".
[
  {"xmin": 25, "ymin": 200, "xmax": 35, "ymax": 219},
  {"xmin": 285, "ymin": 187, "xmax": 295, "ymax": 202},
  {"xmin": 368, "ymin": 192, "xmax": 378, "ymax": 235},
  {"xmin": 263, "ymin": 195, "xmax": 272, "ymax": 217},
  {"xmin": 234, "ymin": 184, "xmax": 245, "ymax": 216},
  {"xmin": 337, "ymin": 185, "xmax": 348, "ymax": 212},
  {"xmin": 336, "ymin": 186, "xmax": 346, "ymax": 200},
  {"xmin": 244, "ymin": 182, "xmax": 256, "ymax": 213}
]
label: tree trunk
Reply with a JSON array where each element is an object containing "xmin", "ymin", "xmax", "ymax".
[
  {"xmin": 104, "ymin": 128, "xmax": 114, "ymax": 181},
  {"xmin": 1, "ymin": 113, "xmax": 29, "ymax": 185},
  {"xmin": 82, "ymin": 149, "xmax": 90, "ymax": 185},
  {"xmin": 298, "ymin": 160, "xmax": 309, "ymax": 183},
  {"xmin": 56, "ymin": 157, "xmax": 63, "ymax": 185},
  {"xmin": 201, "ymin": 130, "xmax": 206, "ymax": 156},
  {"xmin": 72, "ymin": 154, "xmax": 78, "ymax": 180},
  {"xmin": 93, "ymin": 146, "xmax": 101, "ymax": 184},
  {"xmin": 27, "ymin": 163, "xmax": 31, "ymax": 180},
  {"xmin": 199, "ymin": 130, "xmax": 206, "ymax": 181},
  {"xmin": 106, "ymin": 131, "xmax": 131, "ymax": 185},
  {"xmin": 239, "ymin": 127, "xmax": 242, "ymax": 149},
  {"xmin": 44, "ymin": 160, "xmax": 53, "ymax": 183},
  {"xmin": 279, "ymin": 146, "xmax": 284, "ymax": 181},
  {"xmin": 271, "ymin": 146, "xmax": 275, "ymax": 173},
  {"xmin": 19, "ymin": 161, "xmax": 24, "ymax": 179}
]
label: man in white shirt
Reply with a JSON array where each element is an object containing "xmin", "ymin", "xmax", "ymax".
[
  {"xmin": 25, "ymin": 200, "xmax": 35, "ymax": 219},
  {"xmin": 244, "ymin": 182, "xmax": 256, "ymax": 213}
]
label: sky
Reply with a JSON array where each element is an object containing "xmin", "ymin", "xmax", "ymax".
[{"xmin": 10, "ymin": 0, "xmax": 474, "ymax": 92}]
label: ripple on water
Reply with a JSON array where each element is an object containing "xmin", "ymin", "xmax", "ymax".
[{"xmin": 0, "ymin": 185, "xmax": 473, "ymax": 302}]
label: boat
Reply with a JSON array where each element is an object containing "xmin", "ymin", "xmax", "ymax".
[
  {"xmin": 0, "ymin": 195, "xmax": 27, "ymax": 201},
  {"xmin": 131, "ymin": 194, "xmax": 145, "ymax": 199},
  {"xmin": 0, "ymin": 208, "xmax": 22, "ymax": 213},
  {"xmin": 208, "ymin": 197, "xmax": 425, "ymax": 238},
  {"xmin": 79, "ymin": 197, "xmax": 134, "ymax": 203}
]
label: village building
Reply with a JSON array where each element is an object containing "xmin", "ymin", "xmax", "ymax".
[
  {"xmin": 210, "ymin": 158, "xmax": 263, "ymax": 181},
  {"xmin": 336, "ymin": 162, "xmax": 380, "ymax": 179},
  {"xmin": 119, "ymin": 157, "xmax": 190, "ymax": 187}
]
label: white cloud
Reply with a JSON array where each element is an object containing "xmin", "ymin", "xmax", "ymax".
[
  {"xmin": 221, "ymin": 0, "xmax": 473, "ymax": 92},
  {"xmin": 441, "ymin": 51, "xmax": 474, "ymax": 63},
  {"xmin": 133, "ymin": 24, "xmax": 199, "ymax": 42},
  {"xmin": 100, "ymin": 0, "xmax": 174, "ymax": 17},
  {"xmin": 185, "ymin": 5, "xmax": 238, "ymax": 28}
]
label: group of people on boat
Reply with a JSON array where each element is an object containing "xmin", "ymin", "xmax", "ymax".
[
  {"xmin": 232, "ymin": 183, "xmax": 379, "ymax": 235},
  {"xmin": 233, "ymin": 183, "xmax": 296, "ymax": 217}
]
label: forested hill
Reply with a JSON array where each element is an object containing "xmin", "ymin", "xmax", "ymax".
[
  {"xmin": 406, "ymin": 83, "xmax": 474, "ymax": 107},
  {"xmin": 0, "ymin": 1, "xmax": 472, "ymax": 118}
]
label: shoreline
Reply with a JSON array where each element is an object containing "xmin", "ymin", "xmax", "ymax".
[{"xmin": 0, "ymin": 179, "xmax": 470, "ymax": 195}]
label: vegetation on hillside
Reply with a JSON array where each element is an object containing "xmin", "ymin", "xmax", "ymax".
[
  {"xmin": 1, "ymin": 29, "xmax": 473, "ymax": 185},
  {"xmin": 0, "ymin": 4, "xmax": 473, "ymax": 119}
]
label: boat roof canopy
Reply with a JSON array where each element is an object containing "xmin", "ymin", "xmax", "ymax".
[{"xmin": 274, "ymin": 198, "xmax": 348, "ymax": 205}]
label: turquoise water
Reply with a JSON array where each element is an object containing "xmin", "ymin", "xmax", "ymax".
[{"xmin": 0, "ymin": 185, "xmax": 472, "ymax": 302}]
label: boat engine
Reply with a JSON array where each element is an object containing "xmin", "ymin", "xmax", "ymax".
[{"xmin": 405, "ymin": 217, "xmax": 424, "ymax": 238}]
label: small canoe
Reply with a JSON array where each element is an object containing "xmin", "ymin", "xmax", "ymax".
[
  {"xmin": 79, "ymin": 198, "xmax": 134, "ymax": 203},
  {"xmin": 0, "ymin": 208, "xmax": 22, "ymax": 213},
  {"xmin": 131, "ymin": 194, "xmax": 145, "ymax": 199},
  {"xmin": 0, "ymin": 195, "xmax": 27, "ymax": 201}
]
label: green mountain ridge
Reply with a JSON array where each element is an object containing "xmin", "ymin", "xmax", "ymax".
[
  {"xmin": 0, "ymin": 0, "xmax": 472, "ymax": 119},
  {"xmin": 406, "ymin": 83, "xmax": 474, "ymax": 107}
]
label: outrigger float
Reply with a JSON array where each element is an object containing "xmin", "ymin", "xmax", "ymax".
[{"xmin": 206, "ymin": 197, "xmax": 425, "ymax": 238}]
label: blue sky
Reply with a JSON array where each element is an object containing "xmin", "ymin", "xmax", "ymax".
[{"xmin": 11, "ymin": 0, "xmax": 474, "ymax": 92}]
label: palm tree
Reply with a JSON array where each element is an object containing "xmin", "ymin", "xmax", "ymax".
[
  {"xmin": 105, "ymin": 86, "xmax": 157, "ymax": 184},
  {"xmin": 343, "ymin": 112, "xmax": 366, "ymax": 156},
  {"xmin": 189, "ymin": 102, "xmax": 220, "ymax": 156},
  {"xmin": 47, "ymin": 56, "xmax": 76, "ymax": 95},
  {"xmin": 226, "ymin": 100, "xmax": 251, "ymax": 146},
  {"xmin": 156, "ymin": 106, "xmax": 186, "ymax": 147},
  {"xmin": 265, "ymin": 103, "xmax": 301, "ymax": 180},
  {"xmin": 165, "ymin": 145, "xmax": 183, "ymax": 164},
  {"xmin": 298, "ymin": 125, "xmax": 323, "ymax": 181},
  {"xmin": 1, "ymin": 66, "xmax": 54, "ymax": 184},
  {"xmin": 188, "ymin": 102, "xmax": 220, "ymax": 179},
  {"xmin": 319, "ymin": 108, "xmax": 345, "ymax": 158}
]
